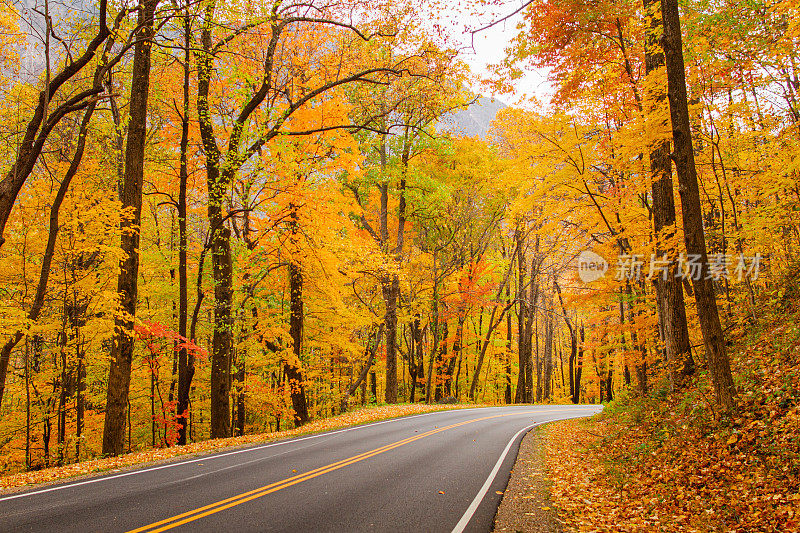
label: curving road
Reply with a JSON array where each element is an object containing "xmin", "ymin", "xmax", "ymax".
[{"xmin": 0, "ymin": 405, "xmax": 601, "ymax": 533}]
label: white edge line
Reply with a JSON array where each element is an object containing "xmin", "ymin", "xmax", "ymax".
[
  {"xmin": 0, "ymin": 405, "xmax": 525, "ymax": 502},
  {"xmin": 451, "ymin": 418, "xmax": 556, "ymax": 533}
]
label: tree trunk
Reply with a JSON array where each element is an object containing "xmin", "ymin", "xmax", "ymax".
[
  {"xmin": 573, "ymin": 324, "xmax": 584, "ymax": 404},
  {"xmin": 196, "ymin": 3, "xmax": 234, "ymax": 439},
  {"xmin": 435, "ymin": 321, "xmax": 448, "ymax": 402},
  {"xmin": 446, "ymin": 317, "xmax": 463, "ymax": 398},
  {"xmin": 627, "ymin": 290, "xmax": 649, "ymax": 395},
  {"xmin": 662, "ymin": 0, "xmax": 736, "ymax": 410},
  {"xmin": 76, "ymin": 336, "xmax": 85, "ymax": 460},
  {"xmin": 176, "ymin": 12, "xmax": 193, "ymax": 446},
  {"xmin": 644, "ymin": 0, "xmax": 694, "ymax": 385},
  {"xmin": 287, "ymin": 259, "xmax": 310, "ymax": 426},
  {"xmin": 525, "ymin": 256, "xmax": 539, "ymax": 403},
  {"xmin": 382, "ymin": 275, "xmax": 399, "ymax": 404},
  {"xmin": 542, "ymin": 298, "xmax": 554, "ymax": 401},
  {"xmin": 504, "ymin": 282, "xmax": 513, "ymax": 404},
  {"xmin": 408, "ymin": 321, "xmax": 419, "ymax": 403},
  {"xmin": 554, "ymin": 282, "xmax": 577, "ymax": 403},
  {"xmin": 426, "ymin": 255, "xmax": 439, "ymax": 404},
  {"xmin": 340, "ymin": 326, "xmax": 384, "ymax": 412},
  {"xmin": 103, "ymin": 0, "xmax": 157, "ymax": 456},
  {"xmin": 514, "ymin": 229, "xmax": 527, "ymax": 403},
  {"xmin": 208, "ymin": 220, "xmax": 233, "ymax": 438},
  {"xmin": 233, "ymin": 349, "xmax": 245, "ymax": 436}
]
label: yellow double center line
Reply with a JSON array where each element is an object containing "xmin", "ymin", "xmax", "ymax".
[{"xmin": 128, "ymin": 411, "xmax": 538, "ymax": 533}]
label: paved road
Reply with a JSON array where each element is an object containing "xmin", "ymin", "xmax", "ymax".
[{"xmin": 0, "ymin": 405, "xmax": 601, "ymax": 533}]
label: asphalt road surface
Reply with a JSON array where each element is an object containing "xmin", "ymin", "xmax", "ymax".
[{"xmin": 0, "ymin": 405, "xmax": 601, "ymax": 533}]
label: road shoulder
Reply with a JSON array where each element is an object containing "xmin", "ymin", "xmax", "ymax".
[{"xmin": 493, "ymin": 425, "xmax": 562, "ymax": 533}]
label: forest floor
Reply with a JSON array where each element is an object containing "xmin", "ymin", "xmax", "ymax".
[
  {"xmin": 534, "ymin": 307, "xmax": 800, "ymax": 532},
  {"xmin": 0, "ymin": 402, "xmax": 482, "ymax": 492}
]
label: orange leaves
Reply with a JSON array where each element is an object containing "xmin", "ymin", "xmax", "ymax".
[
  {"xmin": 135, "ymin": 320, "xmax": 208, "ymax": 361},
  {"xmin": 452, "ymin": 259, "xmax": 495, "ymax": 311},
  {"xmin": 543, "ymin": 310, "xmax": 800, "ymax": 531}
]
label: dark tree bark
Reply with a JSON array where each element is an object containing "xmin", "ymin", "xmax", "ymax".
[
  {"xmin": 375, "ymin": 134, "xmax": 404, "ymax": 406},
  {"xmin": 514, "ymin": 228, "xmax": 527, "ymax": 403},
  {"xmin": 234, "ymin": 354, "xmax": 245, "ymax": 436},
  {"xmin": 383, "ymin": 142, "xmax": 409, "ymax": 404},
  {"xmin": 426, "ymin": 254, "xmax": 440, "ymax": 404},
  {"xmin": 195, "ymin": 5, "xmax": 237, "ymax": 438},
  {"xmin": 644, "ymin": 0, "xmax": 694, "ymax": 385},
  {"xmin": 523, "ymin": 256, "xmax": 538, "ymax": 403},
  {"xmin": 662, "ymin": 0, "xmax": 736, "ymax": 409},
  {"xmin": 407, "ymin": 322, "xmax": 418, "ymax": 403},
  {"xmin": 381, "ymin": 275, "xmax": 400, "ymax": 404},
  {"xmin": 287, "ymin": 259, "xmax": 310, "ymax": 426},
  {"xmin": 542, "ymin": 296, "xmax": 554, "ymax": 401},
  {"xmin": 435, "ymin": 321, "xmax": 448, "ymax": 402},
  {"xmin": 628, "ymin": 293, "xmax": 649, "ymax": 395},
  {"xmin": 207, "ymin": 222, "xmax": 233, "ymax": 438},
  {"xmin": 175, "ymin": 12, "xmax": 193, "ymax": 447},
  {"xmin": 340, "ymin": 326, "xmax": 383, "ymax": 412},
  {"xmin": 573, "ymin": 324, "xmax": 584, "ymax": 404},
  {"xmin": 103, "ymin": 0, "xmax": 158, "ymax": 456},
  {"xmin": 504, "ymin": 283, "xmax": 513, "ymax": 404},
  {"xmin": 408, "ymin": 318, "xmax": 422, "ymax": 402},
  {"xmin": 444, "ymin": 320, "xmax": 460, "ymax": 398},
  {"xmin": 554, "ymin": 282, "xmax": 577, "ymax": 403},
  {"xmin": 76, "ymin": 338, "xmax": 85, "ymax": 459}
]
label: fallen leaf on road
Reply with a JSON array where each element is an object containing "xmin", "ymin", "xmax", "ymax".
[{"xmin": 438, "ymin": 491, "xmax": 445, "ymax": 494}]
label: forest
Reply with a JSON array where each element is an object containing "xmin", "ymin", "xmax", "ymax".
[{"xmin": 0, "ymin": 0, "xmax": 798, "ymax": 484}]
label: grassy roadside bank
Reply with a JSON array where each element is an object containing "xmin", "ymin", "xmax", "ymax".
[{"xmin": 540, "ymin": 312, "xmax": 800, "ymax": 532}]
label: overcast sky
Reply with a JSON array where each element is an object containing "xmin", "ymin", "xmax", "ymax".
[{"xmin": 429, "ymin": 0, "xmax": 552, "ymax": 105}]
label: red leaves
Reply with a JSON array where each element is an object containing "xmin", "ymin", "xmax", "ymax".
[{"xmin": 135, "ymin": 320, "xmax": 208, "ymax": 360}]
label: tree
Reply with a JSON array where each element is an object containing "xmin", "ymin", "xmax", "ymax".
[
  {"xmin": 661, "ymin": 0, "xmax": 736, "ymax": 410},
  {"xmin": 643, "ymin": 0, "xmax": 694, "ymax": 385},
  {"xmin": 193, "ymin": 3, "xmax": 403, "ymax": 433},
  {"xmin": 103, "ymin": 0, "xmax": 160, "ymax": 456},
  {"xmin": 345, "ymin": 55, "xmax": 468, "ymax": 403}
]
